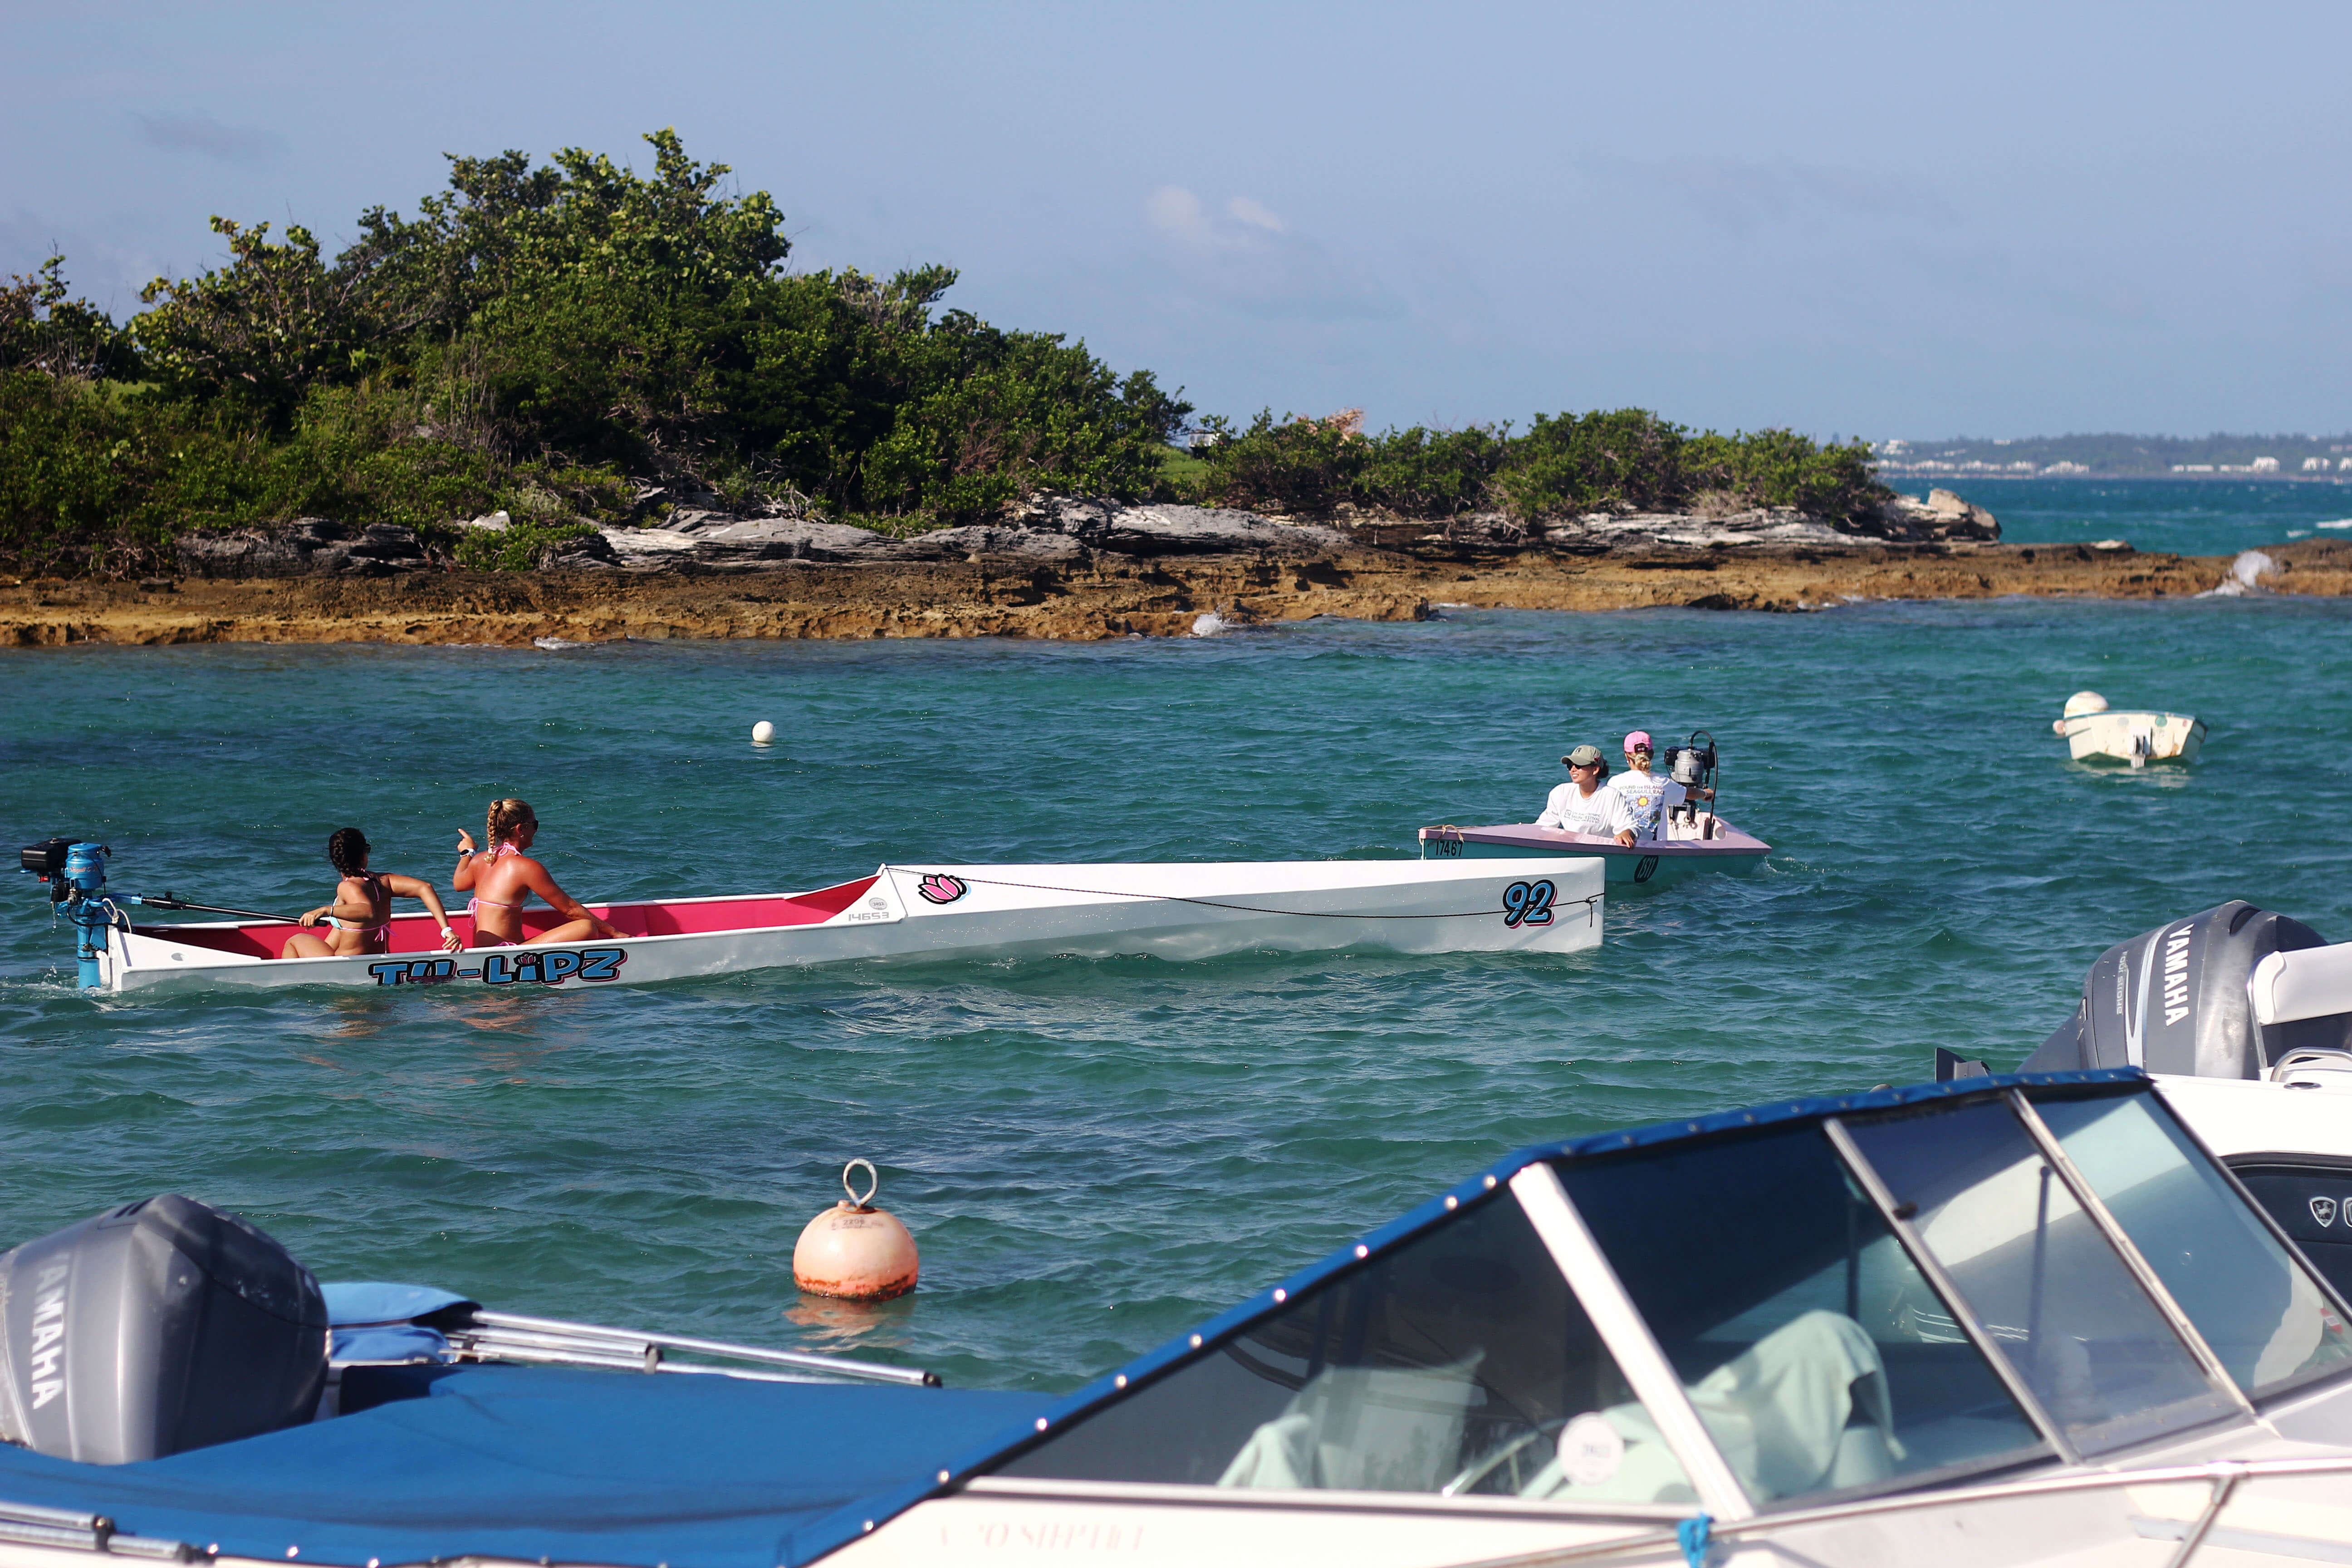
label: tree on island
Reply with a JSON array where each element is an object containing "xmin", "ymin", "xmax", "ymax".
[{"xmin": 0, "ymin": 130, "xmax": 1885, "ymax": 577}]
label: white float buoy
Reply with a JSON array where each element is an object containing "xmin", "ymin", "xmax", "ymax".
[
  {"xmin": 750, "ymin": 720, "xmax": 776, "ymax": 745},
  {"xmin": 793, "ymin": 1159, "xmax": 919, "ymax": 1301}
]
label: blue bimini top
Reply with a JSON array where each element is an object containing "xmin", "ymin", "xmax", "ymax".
[{"xmin": 0, "ymin": 1364, "xmax": 1048, "ymax": 1568}]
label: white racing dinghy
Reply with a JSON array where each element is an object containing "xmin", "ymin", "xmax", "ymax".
[
  {"xmin": 18, "ymin": 838, "xmax": 1605, "ymax": 995},
  {"xmin": 4, "ymin": 1068, "xmax": 2352, "ymax": 1568}
]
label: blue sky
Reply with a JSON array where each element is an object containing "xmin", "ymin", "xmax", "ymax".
[{"xmin": 5, "ymin": 1, "xmax": 2347, "ymax": 439}]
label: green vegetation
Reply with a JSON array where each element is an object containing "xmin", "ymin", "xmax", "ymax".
[
  {"xmin": 1189, "ymin": 408, "xmax": 1886, "ymax": 525},
  {"xmin": 1, "ymin": 130, "xmax": 1890, "ymax": 576}
]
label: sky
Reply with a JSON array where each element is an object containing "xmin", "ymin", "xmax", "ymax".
[{"xmin": 5, "ymin": 1, "xmax": 2348, "ymax": 441}]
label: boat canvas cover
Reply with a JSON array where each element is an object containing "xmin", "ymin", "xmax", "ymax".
[{"xmin": 0, "ymin": 1365, "xmax": 1047, "ymax": 1568}]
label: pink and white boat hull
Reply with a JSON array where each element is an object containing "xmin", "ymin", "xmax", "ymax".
[{"xmin": 94, "ymin": 858, "xmax": 1607, "ymax": 995}]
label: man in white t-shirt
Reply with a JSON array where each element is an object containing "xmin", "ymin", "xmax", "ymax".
[
  {"xmin": 1605, "ymin": 730, "xmax": 1686, "ymax": 841},
  {"xmin": 1538, "ymin": 745, "xmax": 1638, "ymax": 844}
]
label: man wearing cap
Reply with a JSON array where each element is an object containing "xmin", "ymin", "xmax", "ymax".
[
  {"xmin": 1605, "ymin": 731, "xmax": 1686, "ymax": 841},
  {"xmin": 1538, "ymin": 745, "xmax": 1638, "ymax": 845}
]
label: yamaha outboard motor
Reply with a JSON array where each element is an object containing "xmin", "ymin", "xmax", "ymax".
[
  {"xmin": 1659, "ymin": 731, "xmax": 1720, "ymax": 830},
  {"xmin": 0, "ymin": 1196, "xmax": 327, "ymax": 1463},
  {"xmin": 2019, "ymin": 900, "xmax": 2336, "ymax": 1079}
]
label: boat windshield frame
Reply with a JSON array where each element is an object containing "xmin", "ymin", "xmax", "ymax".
[{"xmin": 974, "ymin": 1071, "xmax": 2349, "ymax": 1521}]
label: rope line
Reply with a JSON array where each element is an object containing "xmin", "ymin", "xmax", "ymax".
[{"xmin": 893, "ymin": 870, "xmax": 1603, "ymax": 924}]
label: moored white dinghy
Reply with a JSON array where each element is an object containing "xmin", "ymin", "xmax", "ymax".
[
  {"xmin": 2052, "ymin": 690, "xmax": 2205, "ymax": 767},
  {"xmin": 83, "ymin": 856, "xmax": 1605, "ymax": 995}
]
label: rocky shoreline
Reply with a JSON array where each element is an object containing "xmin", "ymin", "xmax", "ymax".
[{"xmin": 5, "ymin": 494, "xmax": 2346, "ymax": 648}]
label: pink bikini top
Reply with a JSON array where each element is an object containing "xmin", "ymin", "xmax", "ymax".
[{"xmin": 468, "ymin": 842, "xmax": 526, "ymax": 913}]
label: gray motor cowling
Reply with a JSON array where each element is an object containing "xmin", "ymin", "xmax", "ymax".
[
  {"xmin": 2021, "ymin": 900, "xmax": 2332, "ymax": 1079},
  {"xmin": 0, "ymin": 1195, "xmax": 327, "ymax": 1463}
]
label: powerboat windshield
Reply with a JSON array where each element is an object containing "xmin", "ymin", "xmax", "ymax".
[{"xmin": 991, "ymin": 1071, "xmax": 2352, "ymax": 1523}]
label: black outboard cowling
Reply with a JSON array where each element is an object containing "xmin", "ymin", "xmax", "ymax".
[
  {"xmin": 2021, "ymin": 900, "xmax": 2333, "ymax": 1079},
  {"xmin": 0, "ymin": 1196, "xmax": 327, "ymax": 1463}
]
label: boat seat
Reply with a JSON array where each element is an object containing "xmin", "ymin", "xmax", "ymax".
[
  {"xmin": 1509, "ymin": 1311, "xmax": 1897, "ymax": 1505},
  {"xmin": 1218, "ymin": 1356, "xmax": 1483, "ymax": 1491}
]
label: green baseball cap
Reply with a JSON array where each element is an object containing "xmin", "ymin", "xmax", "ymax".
[{"xmin": 1562, "ymin": 744, "xmax": 1605, "ymax": 767}]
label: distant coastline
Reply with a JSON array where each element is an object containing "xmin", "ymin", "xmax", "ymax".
[
  {"xmin": 1882, "ymin": 468, "xmax": 2351, "ymax": 483},
  {"xmin": 1876, "ymin": 432, "xmax": 2352, "ymax": 482}
]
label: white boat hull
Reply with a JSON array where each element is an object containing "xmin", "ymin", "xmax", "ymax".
[
  {"xmin": 96, "ymin": 858, "xmax": 1606, "ymax": 995},
  {"xmin": 2056, "ymin": 709, "xmax": 2205, "ymax": 766}
]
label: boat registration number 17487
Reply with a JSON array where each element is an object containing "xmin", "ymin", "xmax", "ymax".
[{"xmin": 365, "ymin": 949, "xmax": 629, "ymax": 987}]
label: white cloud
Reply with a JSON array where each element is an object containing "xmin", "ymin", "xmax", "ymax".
[
  {"xmin": 1225, "ymin": 196, "xmax": 1285, "ymax": 233},
  {"xmin": 1140, "ymin": 185, "xmax": 1392, "ymax": 321},
  {"xmin": 1146, "ymin": 185, "xmax": 1208, "ymax": 243},
  {"xmin": 133, "ymin": 111, "xmax": 284, "ymax": 167}
]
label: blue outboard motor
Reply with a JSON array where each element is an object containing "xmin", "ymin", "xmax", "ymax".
[{"xmin": 20, "ymin": 838, "xmax": 116, "ymax": 989}]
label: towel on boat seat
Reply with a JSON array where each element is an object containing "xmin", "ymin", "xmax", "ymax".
[
  {"xmin": 1217, "ymin": 1356, "xmax": 1484, "ymax": 1492},
  {"xmin": 1524, "ymin": 1310, "xmax": 1901, "ymax": 1504}
]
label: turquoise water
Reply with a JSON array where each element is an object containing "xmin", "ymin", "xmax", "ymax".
[
  {"xmin": 1898, "ymin": 475, "xmax": 2352, "ymax": 557},
  {"xmin": 5, "ymin": 587, "xmax": 2352, "ymax": 1392}
]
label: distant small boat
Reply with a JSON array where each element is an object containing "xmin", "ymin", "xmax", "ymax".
[
  {"xmin": 1421, "ymin": 730, "xmax": 1770, "ymax": 889},
  {"xmin": 2052, "ymin": 690, "xmax": 2205, "ymax": 767}
]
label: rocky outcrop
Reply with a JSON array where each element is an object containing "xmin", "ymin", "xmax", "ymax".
[
  {"xmin": 176, "ymin": 518, "xmax": 441, "ymax": 578},
  {"xmin": 544, "ymin": 514, "xmax": 902, "ymax": 571},
  {"xmin": 16, "ymin": 539, "xmax": 2327, "ymax": 649},
  {"xmin": 540, "ymin": 495, "xmax": 1349, "ymax": 572},
  {"xmin": 158, "ymin": 489, "xmax": 1996, "ymax": 580},
  {"xmin": 1536, "ymin": 508, "xmax": 1853, "ymax": 552},
  {"xmin": 1851, "ymin": 488, "xmax": 2001, "ymax": 543},
  {"xmin": 1000, "ymin": 494, "xmax": 1350, "ymax": 556}
]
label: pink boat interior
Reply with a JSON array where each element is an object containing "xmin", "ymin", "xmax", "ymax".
[{"xmin": 133, "ymin": 875, "xmax": 882, "ymax": 960}]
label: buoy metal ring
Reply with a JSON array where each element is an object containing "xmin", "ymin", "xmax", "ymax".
[{"xmin": 843, "ymin": 1157, "xmax": 880, "ymax": 1210}]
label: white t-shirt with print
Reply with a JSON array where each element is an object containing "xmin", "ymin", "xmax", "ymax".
[
  {"xmin": 1606, "ymin": 768, "xmax": 1687, "ymax": 839},
  {"xmin": 1538, "ymin": 781, "xmax": 1637, "ymax": 838}
]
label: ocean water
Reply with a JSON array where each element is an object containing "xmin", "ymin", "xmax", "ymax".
[
  {"xmin": 1897, "ymin": 475, "xmax": 2352, "ymax": 557},
  {"xmin": 4, "ymin": 567, "xmax": 2351, "ymax": 1392}
]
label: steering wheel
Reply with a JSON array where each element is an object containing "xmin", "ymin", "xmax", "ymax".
[{"xmin": 1440, "ymin": 1417, "xmax": 1566, "ymax": 1497}]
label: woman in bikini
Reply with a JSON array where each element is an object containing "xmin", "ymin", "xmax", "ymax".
[
  {"xmin": 283, "ymin": 828, "xmax": 464, "ymax": 958},
  {"xmin": 452, "ymin": 798, "xmax": 621, "ymax": 948}
]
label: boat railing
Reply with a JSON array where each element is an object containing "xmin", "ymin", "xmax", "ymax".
[
  {"xmin": 443, "ymin": 1307, "xmax": 938, "ymax": 1387},
  {"xmin": 1441, "ymin": 1454, "xmax": 2352, "ymax": 1568},
  {"xmin": 0, "ymin": 1497, "xmax": 192, "ymax": 1560}
]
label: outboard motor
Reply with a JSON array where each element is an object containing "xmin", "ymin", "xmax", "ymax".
[
  {"xmin": 20, "ymin": 837, "xmax": 116, "ymax": 990},
  {"xmin": 1660, "ymin": 732, "xmax": 1720, "ymax": 830},
  {"xmin": 2019, "ymin": 901, "xmax": 2338, "ymax": 1079},
  {"xmin": 0, "ymin": 1196, "xmax": 328, "ymax": 1463}
]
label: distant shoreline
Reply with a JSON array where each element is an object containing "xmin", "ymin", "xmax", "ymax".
[{"xmin": 1879, "ymin": 470, "xmax": 2352, "ymax": 485}]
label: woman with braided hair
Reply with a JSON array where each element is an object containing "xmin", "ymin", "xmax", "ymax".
[
  {"xmin": 282, "ymin": 828, "xmax": 463, "ymax": 959},
  {"xmin": 452, "ymin": 798, "xmax": 621, "ymax": 949}
]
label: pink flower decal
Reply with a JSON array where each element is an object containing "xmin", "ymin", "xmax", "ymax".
[{"xmin": 915, "ymin": 873, "xmax": 969, "ymax": 905}]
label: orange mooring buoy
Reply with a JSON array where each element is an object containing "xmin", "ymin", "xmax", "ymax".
[{"xmin": 793, "ymin": 1158, "xmax": 919, "ymax": 1301}]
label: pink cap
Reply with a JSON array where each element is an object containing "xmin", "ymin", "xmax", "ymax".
[{"xmin": 1623, "ymin": 730, "xmax": 1653, "ymax": 752}]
